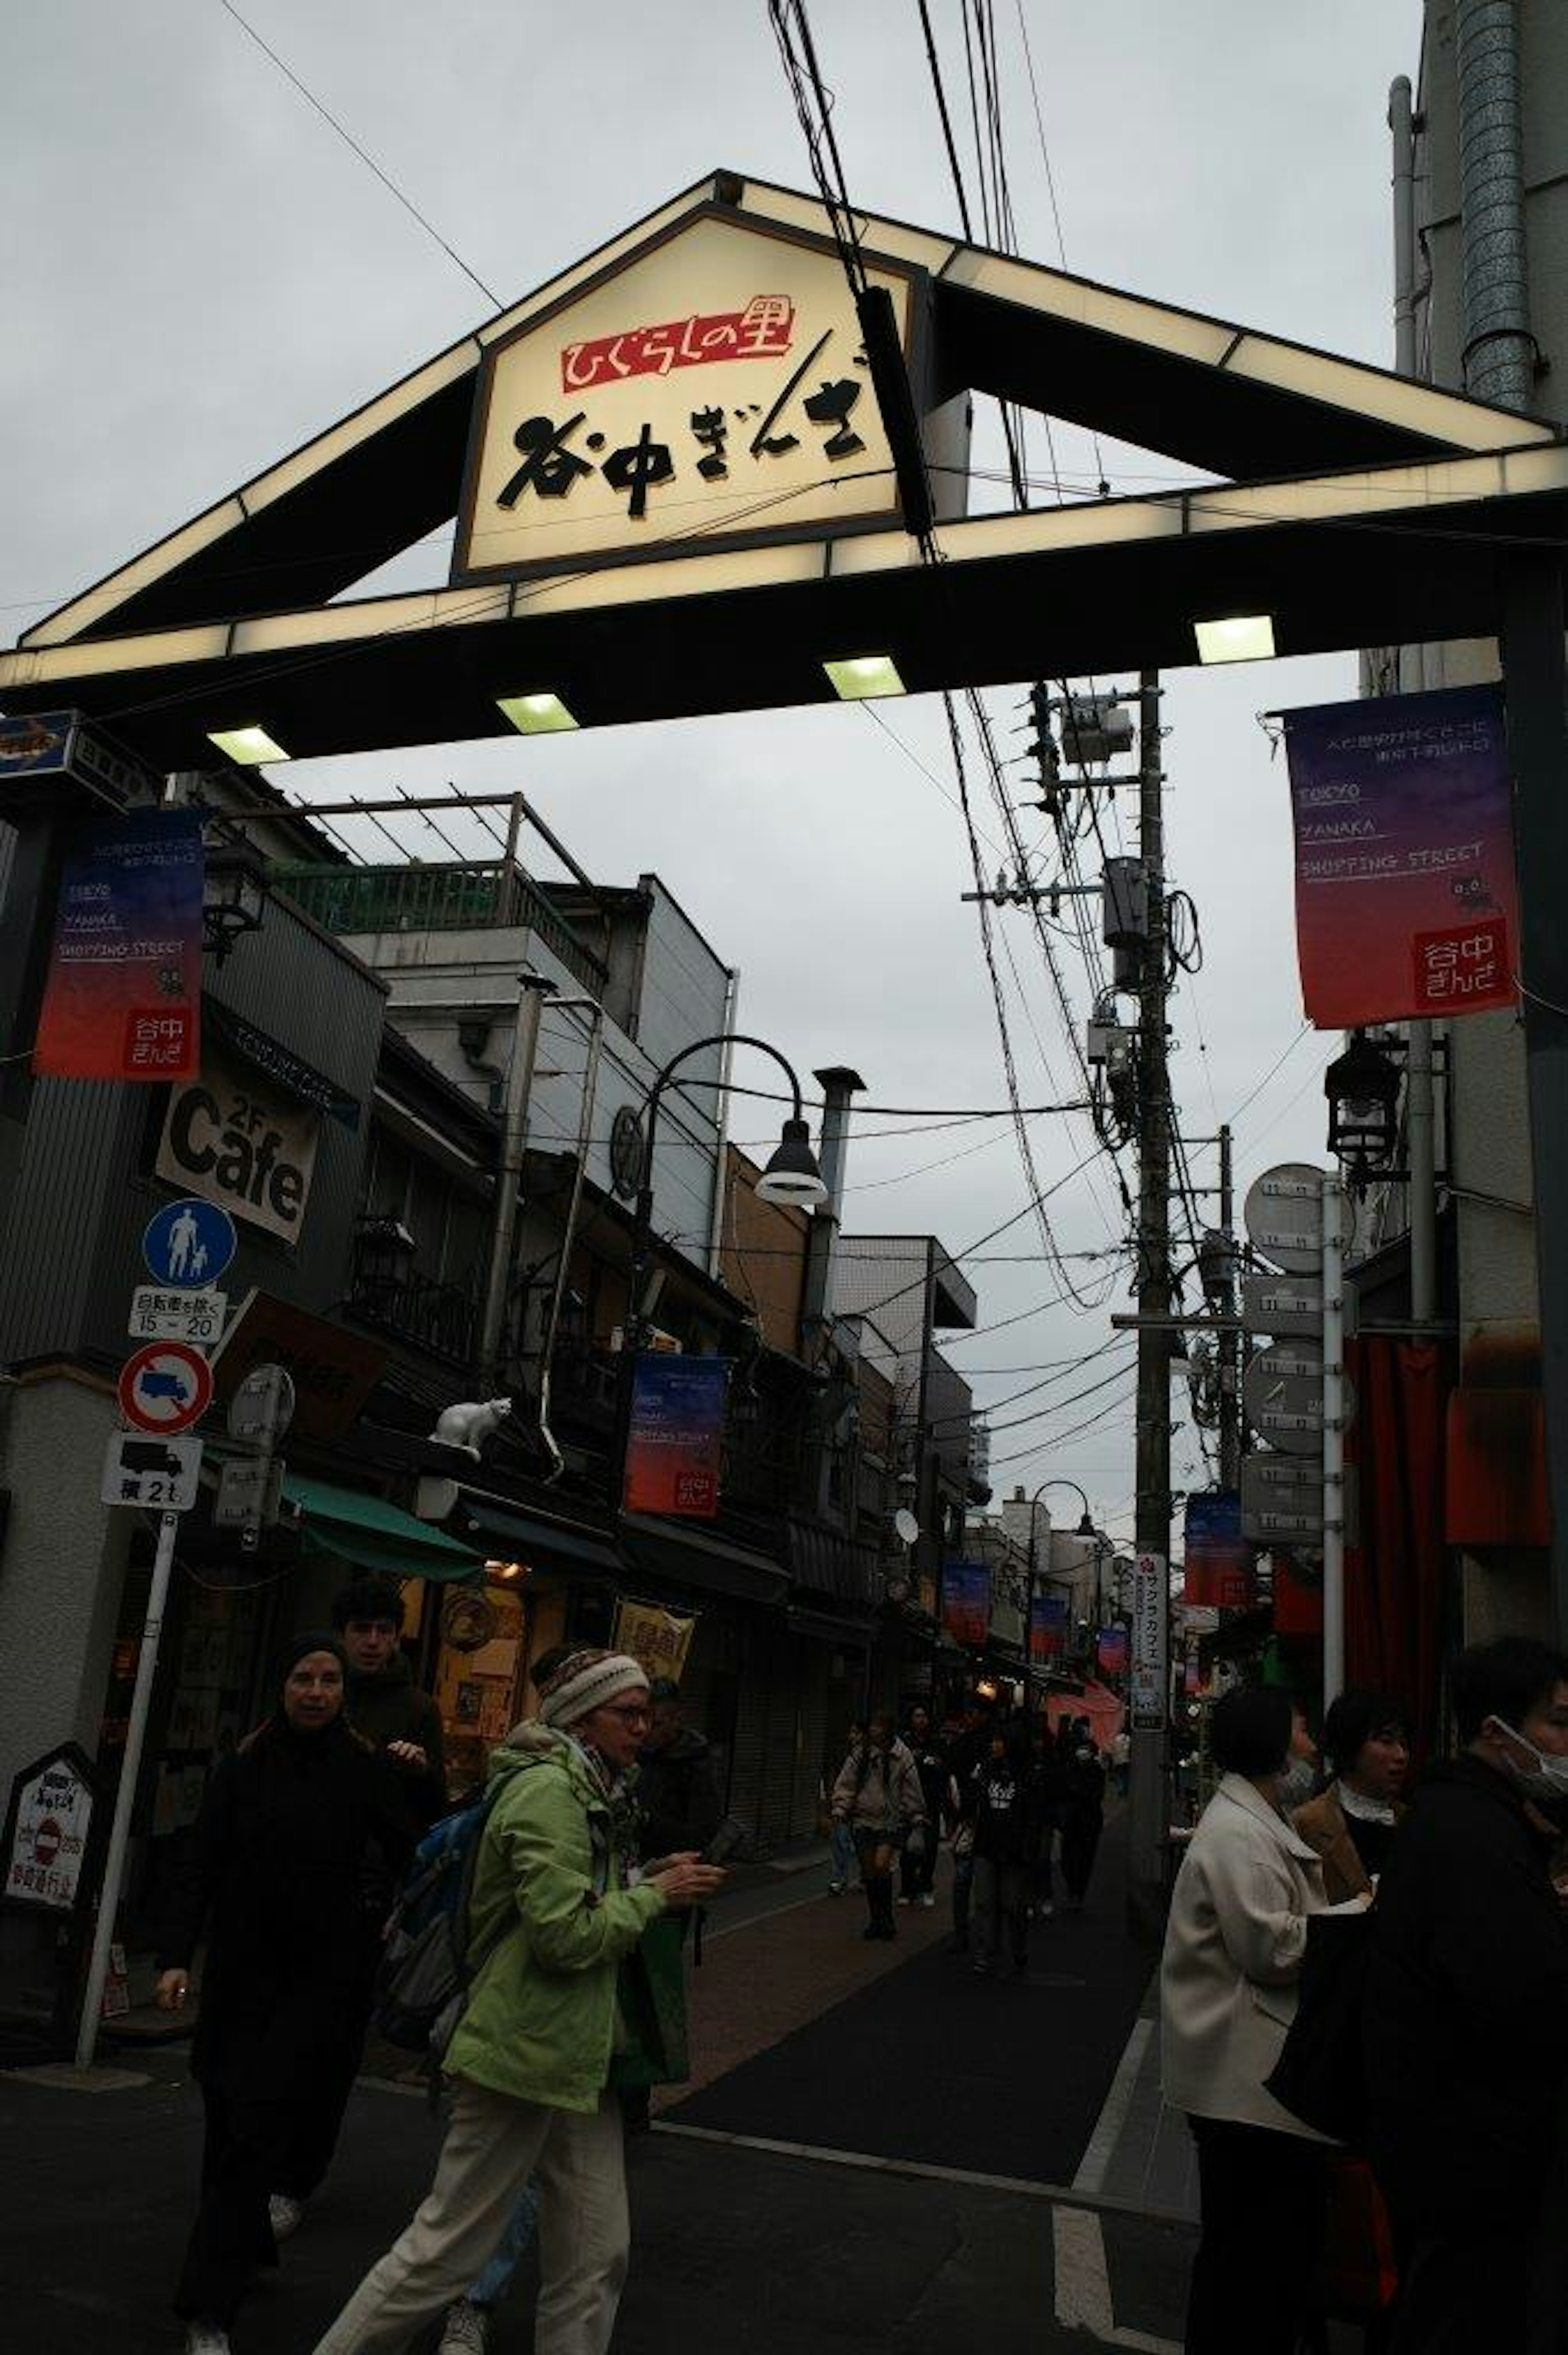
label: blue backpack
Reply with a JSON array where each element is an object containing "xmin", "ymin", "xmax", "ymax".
[{"xmin": 373, "ymin": 1786, "xmax": 506, "ymax": 2056}]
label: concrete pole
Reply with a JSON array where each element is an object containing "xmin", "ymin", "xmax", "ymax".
[
  {"xmin": 76, "ymin": 1510, "xmax": 180, "ymax": 2070},
  {"xmin": 478, "ymin": 973, "xmax": 555, "ymax": 1392},
  {"xmin": 1127, "ymin": 671, "xmax": 1174, "ymax": 1939},
  {"xmin": 1218, "ymin": 1124, "xmax": 1242, "ymax": 1488},
  {"xmin": 1500, "ymin": 555, "xmax": 1568, "ymax": 1646},
  {"xmin": 1321, "ymin": 1173, "xmax": 1347, "ymax": 1709},
  {"xmin": 1390, "ymin": 70, "xmax": 1441, "ymax": 1326}
]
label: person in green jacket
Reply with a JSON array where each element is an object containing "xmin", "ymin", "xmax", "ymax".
[{"xmin": 312, "ymin": 1649, "xmax": 726, "ymax": 2355}]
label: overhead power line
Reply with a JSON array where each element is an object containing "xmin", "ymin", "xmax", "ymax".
[{"xmin": 213, "ymin": 0, "xmax": 502, "ymax": 309}]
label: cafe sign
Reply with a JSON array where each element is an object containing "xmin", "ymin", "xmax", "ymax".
[
  {"xmin": 156, "ymin": 1037, "xmax": 320, "ymax": 1241},
  {"xmin": 454, "ymin": 208, "xmax": 933, "ymax": 583}
]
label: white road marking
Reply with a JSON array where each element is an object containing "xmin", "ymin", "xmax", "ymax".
[
  {"xmin": 1051, "ymin": 2204, "xmax": 1181, "ymax": 2353},
  {"xmin": 1073, "ymin": 2014, "xmax": 1154, "ymax": 2194},
  {"xmin": 1054, "ymin": 2205, "xmax": 1116, "ymax": 2335}
]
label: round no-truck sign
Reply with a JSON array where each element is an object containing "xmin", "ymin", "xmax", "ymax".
[{"xmin": 118, "ymin": 1340, "xmax": 213, "ymax": 1435}]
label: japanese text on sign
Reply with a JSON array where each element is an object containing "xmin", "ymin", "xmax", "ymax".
[
  {"xmin": 562, "ymin": 294, "xmax": 795, "ymax": 389},
  {"xmin": 5, "ymin": 1755, "xmax": 94, "ymax": 1913},
  {"xmin": 455, "ymin": 214, "xmax": 918, "ymax": 582}
]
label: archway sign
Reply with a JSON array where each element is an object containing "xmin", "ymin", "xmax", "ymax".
[
  {"xmin": 5, "ymin": 169, "xmax": 1568, "ymax": 1636},
  {"xmin": 2, "ymin": 167, "xmax": 1562, "ymax": 768}
]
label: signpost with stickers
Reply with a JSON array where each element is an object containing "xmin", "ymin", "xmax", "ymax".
[{"xmin": 75, "ymin": 1201, "xmax": 234, "ymax": 2068}]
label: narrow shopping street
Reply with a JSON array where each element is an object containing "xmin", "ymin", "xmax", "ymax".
[{"xmin": 0, "ymin": 1830, "xmax": 1196, "ymax": 2353}]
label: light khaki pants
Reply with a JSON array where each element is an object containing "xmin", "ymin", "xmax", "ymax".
[{"xmin": 312, "ymin": 2077, "xmax": 628, "ymax": 2355}]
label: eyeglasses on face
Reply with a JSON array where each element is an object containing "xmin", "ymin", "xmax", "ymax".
[{"xmin": 595, "ymin": 1702, "xmax": 653, "ymax": 1726}]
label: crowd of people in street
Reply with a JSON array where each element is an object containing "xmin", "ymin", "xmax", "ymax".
[
  {"xmin": 824, "ymin": 1701, "xmax": 1113, "ymax": 1968},
  {"xmin": 156, "ymin": 1583, "xmax": 729, "ymax": 2355},
  {"xmin": 1160, "ymin": 1639, "xmax": 1568, "ymax": 2355},
  {"xmin": 148, "ymin": 1577, "xmax": 1568, "ymax": 2355}
]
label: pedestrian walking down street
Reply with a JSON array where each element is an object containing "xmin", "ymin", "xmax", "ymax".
[
  {"xmin": 945, "ymin": 1761, "xmax": 977, "ymax": 1953},
  {"xmin": 155, "ymin": 1633, "xmax": 417, "ymax": 2355},
  {"xmin": 432, "ymin": 1644, "xmax": 579, "ymax": 2355},
  {"xmin": 333, "ymin": 1576, "xmax": 449, "ymax": 1828},
  {"xmin": 1110, "ymin": 1723, "xmax": 1131, "ymax": 1799},
  {"xmin": 1160, "ymin": 1685, "xmax": 1337, "ymax": 2355},
  {"xmin": 634, "ymin": 1677, "xmax": 724, "ymax": 1859},
  {"xmin": 1292, "ymin": 1688, "xmax": 1409, "ymax": 1905},
  {"xmin": 312, "ymin": 1649, "xmax": 725, "ymax": 2355},
  {"xmin": 830, "ymin": 1713, "xmax": 926, "ymax": 1942},
  {"xmin": 1026, "ymin": 1726, "xmax": 1068, "ymax": 1920},
  {"xmin": 1365, "ymin": 1639, "xmax": 1568, "ymax": 2355},
  {"xmin": 1059, "ymin": 1722, "xmax": 1107, "ymax": 1911},
  {"xmin": 969, "ymin": 1728, "xmax": 1038, "ymax": 1978},
  {"xmin": 898, "ymin": 1705, "xmax": 949, "ymax": 1909},
  {"xmin": 825, "ymin": 1720, "xmax": 864, "ymax": 1896}
]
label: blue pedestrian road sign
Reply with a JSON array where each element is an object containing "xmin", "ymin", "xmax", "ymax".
[{"xmin": 143, "ymin": 1198, "xmax": 237, "ymax": 1290}]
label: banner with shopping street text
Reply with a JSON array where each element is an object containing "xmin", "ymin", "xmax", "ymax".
[{"xmin": 1282, "ymin": 684, "xmax": 1519, "ymax": 1029}]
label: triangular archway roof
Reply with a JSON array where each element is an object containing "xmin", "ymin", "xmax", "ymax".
[{"xmin": 4, "ymin": 169, "xmax": 1563, "ymax": 769}]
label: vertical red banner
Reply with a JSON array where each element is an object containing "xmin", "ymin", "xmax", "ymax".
[
  {"xmin": 1283, "ymin": 684, "xmax": 1519, "ymax": 1029},
  {"xmin": 33, "ymin": 809, "xmax": 203, "ymax": 1081},
  {"xmin": 622, "ymin": 1354, "xmax": 729, "ymax": 1518}
]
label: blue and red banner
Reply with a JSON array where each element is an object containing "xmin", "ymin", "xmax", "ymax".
[
  {"xmin": 1096, "ymin": 1625, "xmax": 1129, "ymax": 1677},
  {"xmin": 33, "ymin": 809, "xmax": 203, "ymax": 1081},
  {"xmin": 1283, "ymin": 684, "xmax": 1519, "ymax": 1030},
  {"xmin": 622, "ymin": 1353, "xmax": 729, "ymax": 1518},
  {"xmin": 942, "ymin": 1561, "xmax": 991, "ymax": 1648},
  {"xmin": 1029, "ymin": 1592, "xmax": 1070, "ymax": 1662},
  {"xmin": 1183, "ymin": 1491, "xmax": 1255, "ymax": 1611}
]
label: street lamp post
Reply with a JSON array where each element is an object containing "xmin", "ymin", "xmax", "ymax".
[
  {"xmin": 1024, "ymin": 1478, "xmax": 1098, "ymax": 1721},
  {"xmin": 612, "ymin": 1033, "xmax": 826, "ymax": 1510}
]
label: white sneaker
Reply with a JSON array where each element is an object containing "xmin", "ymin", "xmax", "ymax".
[
  {"xmin": 439, "ymin": 2299, "xmax": 491, "ymax": 2355},
  {"xmin": 920, "ymin": 1893, "xmax": 936, "ymax": 1909},
  {"xmin": 267, "ymin": 2192, "xmax": 305, "ymax": 2242},
  {"xmin": 185, "ymin": 2324, "xmax": 232, "ymax": 2355}
]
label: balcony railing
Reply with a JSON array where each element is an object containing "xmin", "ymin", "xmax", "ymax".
[
  {"xmin": 276, "ymin": 860, "xmax": 609, "ymax": 999},
  {"xmin": 347, "ymin": 1265, "xmax": 481, "ymax": 1367}
]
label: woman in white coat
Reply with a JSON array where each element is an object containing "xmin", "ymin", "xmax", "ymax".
[{"xmin": 1160, "ymin": 1685, "xmax": 1332, "ymax": 2355}]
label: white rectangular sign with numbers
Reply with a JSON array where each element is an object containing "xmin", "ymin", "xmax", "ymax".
[
  {"xmin": 128, "ymin": 1285, "xmax": 228, "ymax": 1345},
  {"xmin": 101, "ymin": 1430, "xmax": 203, "ymax": 1512}
]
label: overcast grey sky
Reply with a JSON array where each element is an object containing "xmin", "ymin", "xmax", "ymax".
[{"xmin": 4, "ymin": 1, "xmax": 1426, "ymax": 1548}]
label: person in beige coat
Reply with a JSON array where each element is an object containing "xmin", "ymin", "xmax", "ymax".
[
  {"xmin": 830, "ymin": 1713, "xmax": 926, "ymax": 1942},
  {"xmin": 1161, "ymin": 1685, "xmax": 1335, "ymax": 2355}
]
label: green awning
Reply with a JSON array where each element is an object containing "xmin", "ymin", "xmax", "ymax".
[
  {"xmin": 283, "ymin": 1474, "xmax": 483, "ymax": 1585},
  {"xmin": 456, "ymin": 1496, "xmax": 623, "ymax": 1580}
]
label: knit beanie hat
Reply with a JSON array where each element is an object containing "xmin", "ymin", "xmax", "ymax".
[
  {"xmin": 276, "ymin": 1628, "xmax": 348, "ymax": 1687},
  {"xmin": 538, "ymin": 1648, "xmax": 649, "ymax": 1728}
]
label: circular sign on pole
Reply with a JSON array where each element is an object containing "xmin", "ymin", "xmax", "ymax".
[
  {"xmin": 1243, "ymin": 1162, "xmax": 1325, "ymax": 1275},
  {"xmin": 118, "ymin": 1341, "xmax": 214, "ymax": 1436},
  {"xmin": 227, "ymin": 1363, "xmax": 296, "ymax": 1447},
  {"xmin": 143, "ymin": 1198, "xmax": 237, "ymax": 1290}
]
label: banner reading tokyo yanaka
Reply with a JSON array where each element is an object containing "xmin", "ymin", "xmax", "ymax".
[
  {"xmin": 33, "ymin": 808, "xmax": 203, "ymax": 1081},
  {"xmin": 622, "ymin": 1353, "xmax": 729, "ymax": 1518},
  {"xmin": 1183, "ymin": 1491, "xmax": 1255, "ymax": 1611},
  {"xmin": 1282, "ymin": 684, "xmax": 1519, "ymax": 1029},
  {"xmin": 942, "ymin": 1561, "xmax": 991, "ymax": 1648}
]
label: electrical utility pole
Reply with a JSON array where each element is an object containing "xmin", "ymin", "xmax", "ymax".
[
  {"xmin": 1218, "ymin": 1124, "xmax": 1242, "ymax": 1488},
  {"xmin": 1127, "ymin": 669, "xmax": 1174, "ymax": 1941}
]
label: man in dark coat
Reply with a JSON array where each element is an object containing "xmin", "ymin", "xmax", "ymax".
[
  {"xmin": 969, "ymin": 1726, "xmax": 1040, "ymax": 1977},
  {"xmin": 635, "ymin": 1677, "xmax": 724, "ymax": 1859},
  {"xmin": 331, "ymin": 1572, "xmax": 447, "ymax": 1826},
  {"xmin": 898, "ymin": 1704, "xmax": 949, "ymax": 1907},
  {"xmin": 156, "ymin": 1632, "xmax": 416, "ymax": 2354},
  {"xmin": 1365, "ymin": 1637, "xmax": 1568, "ymax": 2355}
]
